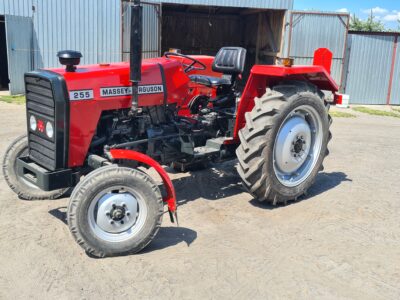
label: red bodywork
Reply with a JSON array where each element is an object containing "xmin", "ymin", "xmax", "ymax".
[{"xmin": 48, "ymin": 48, "xmax": 337, "ymax": 214}]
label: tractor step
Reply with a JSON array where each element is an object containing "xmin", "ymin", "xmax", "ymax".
[
  {"xmin": 193, "ymin": 146, "xmax": 220, "ymax": 157},
  {"xmin": 193, "ymin": 137, "xmax": 227, "ymax": 158}
]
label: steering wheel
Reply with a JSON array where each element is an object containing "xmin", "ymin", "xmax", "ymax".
[{"xmin": 164, "ymin": 52, "xmax": 206, "ymax": 73}]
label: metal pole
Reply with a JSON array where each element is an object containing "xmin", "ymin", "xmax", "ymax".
[{"xmin": 130, "ymin": 0, "xmax": 143, "ymax": 113}]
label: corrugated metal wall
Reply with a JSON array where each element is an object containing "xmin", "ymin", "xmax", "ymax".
[
  {"xmin": 0, "ymin": 0, "xmax": 121, "ymax": 68},
  {"xmin": 344, "ymin": 33, "xmax": 399, "ymax": 105},
  {"xmin": 286, "ymin": 11, "xmax": 349, "ymax": 86},
  {"xmin": 1, "ymin": 0, "xmax": 121, "ymax": 93}
]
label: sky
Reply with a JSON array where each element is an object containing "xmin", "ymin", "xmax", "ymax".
[{"xmin": 294, "ymin": 0, "xmax": 400, "ymax": 29}]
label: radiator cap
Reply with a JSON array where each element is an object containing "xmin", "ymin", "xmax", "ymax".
[{"xmin": 57, "ymin": 50, "xmax": 82, "ymax": 72}]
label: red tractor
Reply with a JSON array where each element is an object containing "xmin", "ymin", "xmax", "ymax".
[{"xmin": 3, "ymin": 1, "xmax": 337, "ymax": 257}]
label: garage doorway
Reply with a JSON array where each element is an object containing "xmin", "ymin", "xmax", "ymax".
[
  {"xmin": 161, "ymin": 4, "xmax": 286, "ymax": 83},
  {"xmin": 122, "ymin": 2, "xmax": 286, "ymax": 85},
  {"xmin": 0, "ymin": 16, "xmax": 10, "ymax": 91}
]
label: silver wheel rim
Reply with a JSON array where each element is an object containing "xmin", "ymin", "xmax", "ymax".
[
  {"xmin": 273, "ymin": 105, "xmax": 323, "ymax": 187},
  {"xmin": 88, "ymin": 186, "xmax": 148, "ymax": 242}
]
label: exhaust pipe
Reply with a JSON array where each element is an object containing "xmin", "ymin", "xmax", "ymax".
[{"xmin": 130, "ymin": 0, "xmax": 142, "ymax": 113}]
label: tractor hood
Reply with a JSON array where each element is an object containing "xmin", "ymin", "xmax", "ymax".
[
  {"xmin": 38, "ymin": 57, "xmax": 191, "ymax": 167},
  {"xmin": 48, "ymin": 57, "xmax": 190, "ymax": 108}
]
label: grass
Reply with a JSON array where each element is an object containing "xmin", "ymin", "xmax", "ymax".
[
  {"xmin": 352, "ymin": 106, "xmax": 400, "ymax": 118},
  {"xmin": 330, "ymin": 111, "xmax": 356, "ymax": 118},
  {"xmin": 0, "ymin": 95, "xmax": 26, "ymax": 105},
  {"xmin": 392, "ymin": 107, "xmax": 400, "ymax": 113}
]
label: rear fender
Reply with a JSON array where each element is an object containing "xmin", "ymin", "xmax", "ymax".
[
  {"xmin": 233, "ymin": 48, "xmax": 338, "ymax": 140},
  {"xmin": 109, "ymin": 149, "xmax": 177, "ymax": 215}
]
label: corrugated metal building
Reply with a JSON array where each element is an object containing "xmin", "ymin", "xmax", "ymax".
[
  {"xmin": 1, "ymin": 0, "xmax": 294, "ymax": 94},
  {"xmin": 344, "ymin": 32, "xmax": 399, "ymax": 105}
]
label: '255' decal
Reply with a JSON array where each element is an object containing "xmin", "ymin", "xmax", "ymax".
[{"xmin": 69, "ymin": 90, "xmax": 94, "ymax": 101}]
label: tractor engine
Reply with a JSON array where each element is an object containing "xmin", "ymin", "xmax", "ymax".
[{"xmin": 89, "ymin": 99, "xmax": 232, "ymax": 166}]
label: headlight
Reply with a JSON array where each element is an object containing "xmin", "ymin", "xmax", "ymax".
[
  {"xmin": 29, "ymin": 115, "xmax": 37, "ymax": 131},
  {"xmin": 46, "ymin": 122, "xmax": 54, "ymax": 138}
]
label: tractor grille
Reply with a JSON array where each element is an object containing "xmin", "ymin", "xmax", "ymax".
[{"xmin": 25, "ymin": 71, "xmax": 69, "ymax": 171}]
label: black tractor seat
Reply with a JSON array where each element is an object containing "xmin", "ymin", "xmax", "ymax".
[
  {"xmin": 189, "ymin": 75, "xmax": 231, "ymax": 87},
  {"xmin": 190, "ymin": 47, "xmax": 247, "ymax": 108}
]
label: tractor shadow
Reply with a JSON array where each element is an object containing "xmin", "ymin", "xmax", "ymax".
[
  {"xmin": 140, "ymin": 226, "xmax": 197, "ymax": 254},
  {"xmin": 49, "ymin": 206, "xmax": 68, "ymax": 225},
  {"xmin": 167, "ymin": 160, "xmax": 351, "ymax": 208},
  {"xmin": 249, "ymin": 171, "xmax": 352, "ymax": 209},
  {"xmin": 168, "ymin": 160, "xmax": 244, "ymax": 206}
]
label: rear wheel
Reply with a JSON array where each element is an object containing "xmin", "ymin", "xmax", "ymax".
[
  {"xmin": 236, "ymin": 81, "xmax": 331, "ymax": 204},
  {"xmin": 2, "ymin": 135, "xmax": 68, "ymax": 200},
  {"xmin": 67, "ymin": 165, "xmax": 163, "ymax": 257}
]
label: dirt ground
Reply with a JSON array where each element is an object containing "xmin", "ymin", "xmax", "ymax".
[{"xmin": 0, "ymin": 102, "xmax": 399, "ymax": 299}]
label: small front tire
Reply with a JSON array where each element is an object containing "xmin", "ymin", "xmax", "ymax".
[
  {"xmin": 2, "ymin": 135, "xmax": 69, "ymax": 200},
  {"xmin": 67, "ymin": 165, "xmax": 163, "ymax": 258}
]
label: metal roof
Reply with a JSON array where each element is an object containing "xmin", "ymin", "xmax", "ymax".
[{"xmin": 154, "ymin": 0, "xmax": 293, "ymax": 10}]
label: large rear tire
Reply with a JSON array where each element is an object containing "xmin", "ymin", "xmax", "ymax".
[
  {"xmin": 67, "ymin": 165, "xmax": 163, "ymax": 257},
  {"xmin": 2, "ymin": 135, "xmax": 69, "ymax": 200},
  {"xmin": 236, "ymin": 81, "xmax": 331, "ymax": 204}
]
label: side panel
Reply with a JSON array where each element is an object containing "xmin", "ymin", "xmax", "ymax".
[
  {"xmin": 5, "ymin": 15, "xmax": 33, "ymax": 94},
  {"xmin": 60, "ymin": 60, "xmax": 167, "ymax": 167}
]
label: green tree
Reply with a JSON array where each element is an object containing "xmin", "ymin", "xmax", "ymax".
[{"xmin": 350, "ymin": 11, "xmax": 385, "ymax": 32}]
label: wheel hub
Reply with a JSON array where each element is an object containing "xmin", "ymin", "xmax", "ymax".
[
  {"xmin": 274, "ymin": 115, "xmax": 311, "ymax": 174},
  {"xmin": 111, "ymin": 206, "xmax": 126, "ymax": 221},
  {"xmin": 293, "ymin": 137, "xmax": 305, "ymax": 154},
  {"xmin": 95, "ymin": 192, "xmax": 138, "ymax": 234}
]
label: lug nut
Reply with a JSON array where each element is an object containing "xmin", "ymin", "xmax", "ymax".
[
  {"xmin": 126, "ymin": 212, "xmax": 131, "ymax": 216},
  {"xmin": 112, "ymin": 204, "xmax": 116, "ymax": 209},
  {"xmin": 110, "ymin": 220, "xmax": 114, "ymax": 225},
  {"xmin": 105, "ymin": 211, "xmax": 110, "ymax": 216},
  {"xmin": 121, "ymin": 220, "xmax": 124, "ymax": 224},
  {"xmin": 122, "ymin": 203, "xmax": 126, "ymax": 208}
]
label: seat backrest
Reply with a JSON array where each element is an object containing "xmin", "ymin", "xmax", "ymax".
[{"xmin": 212, "ymin": 47, "xmax": 247, "ymax": 75}]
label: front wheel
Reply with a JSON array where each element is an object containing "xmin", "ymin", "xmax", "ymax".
[
  {"xmin": 67, "ymin": 165, "xmax": 163, "ymax": 257},
  {"xmin": 236, "ymin": 81, "xmax": 331, "ymax": 205}
]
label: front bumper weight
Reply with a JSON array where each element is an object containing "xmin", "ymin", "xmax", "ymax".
[{"xmin": 16, "ymin": 156, "xmax": 77, "ymax": 191}]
